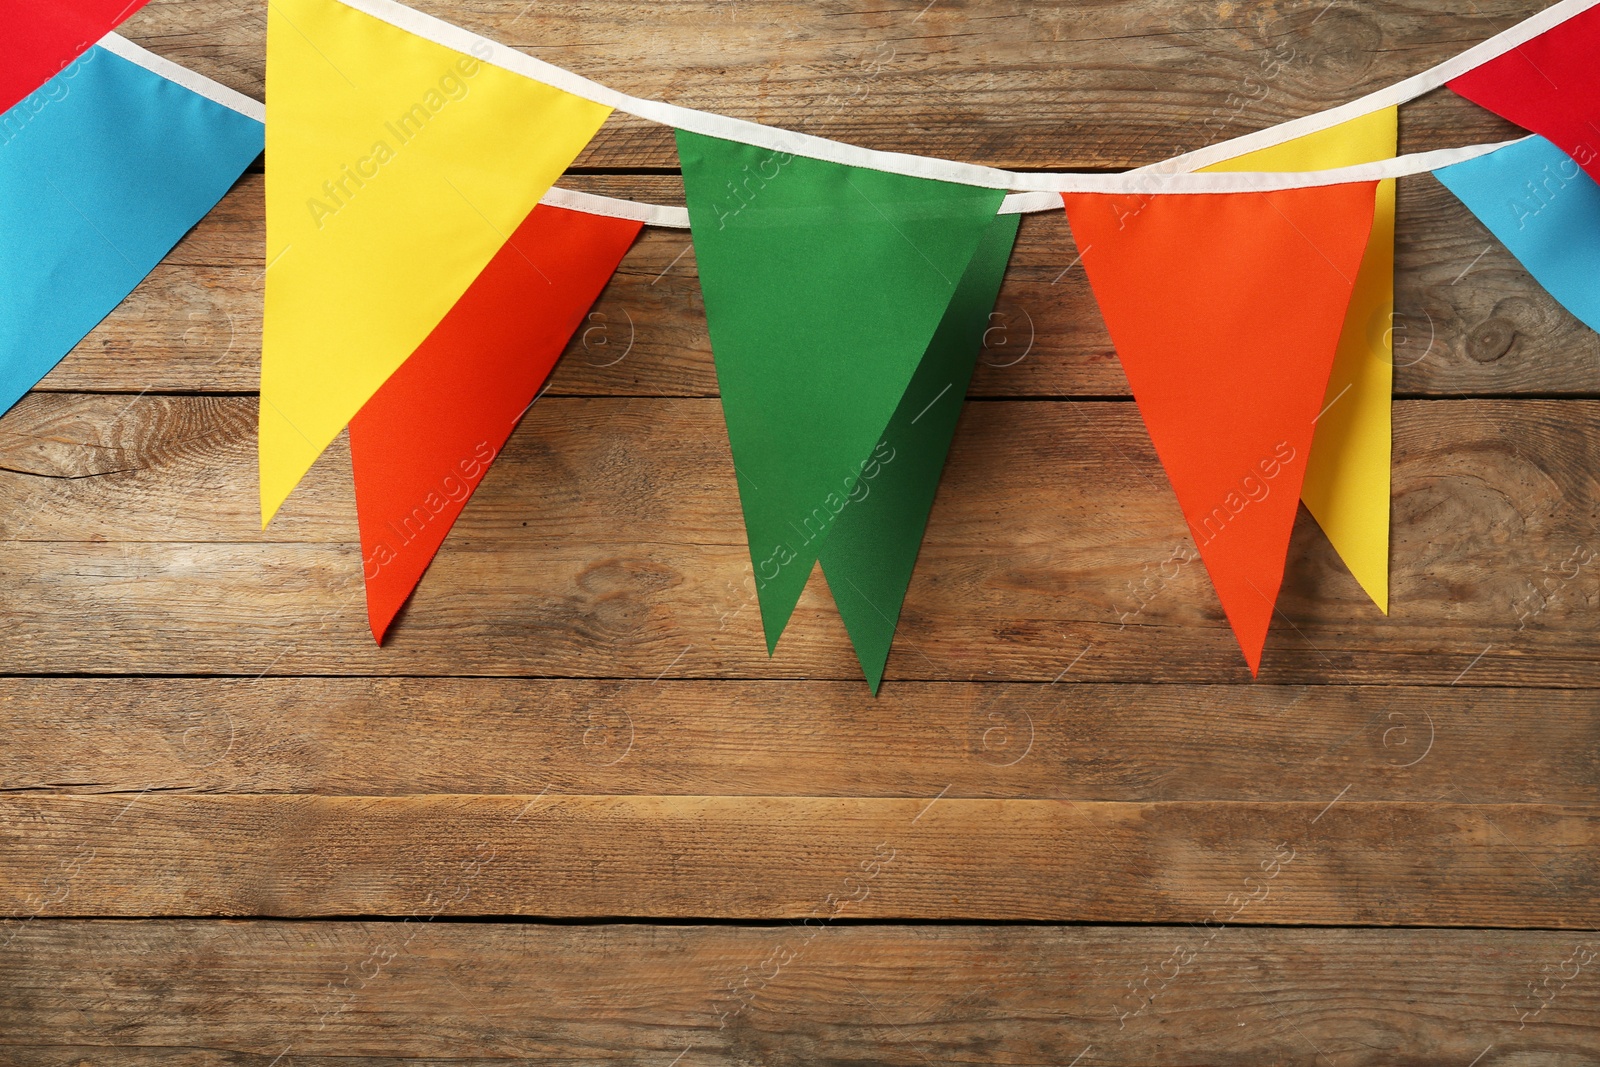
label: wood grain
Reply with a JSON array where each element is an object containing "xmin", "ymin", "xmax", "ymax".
[
  {"xmin": 29, "ymin": 175, "xmax": 1600, "ymax": 397},
  {"xmin": 0, "ymin": 793, "xmax": 1593, "ymax": 922},
  {"xmin": 6, "ymin": 1, "xmax": 1597, "ymax": 1056},
  {"xmin": 2, "ymin": 394, "xmax": 1595, "ymax": 684},
  {"xmin": 118, "ymin": 0, "xmax": 1530, "ymax": 169},
  {"xmin": 4, "ymin": 921, "xmax": 1599, "ymax": 1065},
  {"xmin": 1, "ymin": 679, "xmax": 1593, "ymax": 802}
]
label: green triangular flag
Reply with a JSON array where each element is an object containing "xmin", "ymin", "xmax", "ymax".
[
  {"xmin": 820, "ymin": 212, "xmax": 1020, "ymax": 690},
  {"xmin": 677, "ymin": 130, "xmax": 1009, "ymax": 687}
]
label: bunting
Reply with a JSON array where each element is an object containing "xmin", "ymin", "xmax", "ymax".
[
  {"xmin": 1448, "ymin": 5, "xmax": 1600, "ymax": 184},
  {"xmin": 260, "ymin": 0, "xmax": 612, "ymax": 524},
  {"xmin": 1201, "ymin": 109, "xmax": 1399, "ymax": 613},
  {"xmin": 1435, "ymin": 135, "xmax": 1600, "ymax": 333},
  {"xmin": 0, "ymin": 39, "xmax": 263, "ymax": 417},
  {"xmin": 677, "ymin": 130, "xmax": 1007, "ymax": 687},
  {"xmin": 1061, "ymin": 184, "xmax": 1378, "ymax": 673},
  {"xmin": 349, "ymin": 202, "xmax": 643, "ymax": 641},
  {"xmin": 35, "ymin": 0, "xmax": 1600, "ymax": 686}
]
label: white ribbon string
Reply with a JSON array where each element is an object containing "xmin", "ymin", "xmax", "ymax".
[
  {"xmin": 537, "ymin": 186, "xmax": 689, "ymax": 227},
  {"xmin": 999, "ymin": 138, "xmax": 1524, "ymax": 193},
  {"xmin": 334, "ymin": 0, "xmax": 1589, "ymax": 194},
  {"xmin": 100, "ymin": 33, "xmax": 267, "ymax": 121},
  {"xmin": 1146, "ymin": 0, "xmax": 1596, "ymax": 173},
  {"xmin": 539, "ymin": 188, "xmax": 1093, "ymax": 229},
  {"xmin": 104, "ymin": 0, "xmax": 1591, "ymax": 222}
]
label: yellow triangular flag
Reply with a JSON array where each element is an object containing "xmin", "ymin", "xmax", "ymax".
[
  {"xmin": 261, "ymin": 0, "xmax": 611, "ymax": 524},
  {"xmin": 1202, "ymin": 108, "xmax": 1397, "ymax": 613}
]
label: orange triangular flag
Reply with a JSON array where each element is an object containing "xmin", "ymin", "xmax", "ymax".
[
  {"xmin": 1061, "ymin": 185, "xmax": 1377, "ymax": 673},
  {"xmin": 348, "ymin": 202, "xmax": 642, "ymax": 642}
]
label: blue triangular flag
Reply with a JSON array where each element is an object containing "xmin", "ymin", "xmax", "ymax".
[
  {"xmin": 0, "ymin": 37, "xmax": 263, "ymax": 415},
  {"xmin": 1435, "ymin": 136, "xmax": 1600, "ymax": 334}
]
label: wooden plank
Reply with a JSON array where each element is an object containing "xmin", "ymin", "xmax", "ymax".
[
  {"xmin": 0, "ymin": 793, "xmax": 1592, "ymax": 923},
  {"xmin": 0, "ymin": 679, "xmax": 1595, "ymax": 804},
  {"xmin": 30, "ymin": 175, "xmax": 1600, "ymax": 397},
  {"xmin": 5, "ymin": 920, "xmax": 1600, "ymax": 1065},
  {"xmin": 118, "ymin": 0, "xmax": 1531, "ymax": 169},
  {"xmin": 2, "ymin": 394, "xmax": 1596, "ymax": 684}
]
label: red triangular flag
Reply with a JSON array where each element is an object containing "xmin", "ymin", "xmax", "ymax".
[
  {"xmin": 1060, "ymin": 185, "xmax": 1377, "ymax": 673},
  {"xmin": 348, "ymin": 203, "xmax": 642, "ymax": 641},
  {"xmin": 1448, "ymin": 5, "xmax": 1600, "ymax": 183},
  {"xmin": 2, "ymin": 0, "xmax": 152, "ymax": 114}
]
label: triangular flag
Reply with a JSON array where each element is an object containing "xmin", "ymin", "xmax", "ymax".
[
  {"xmin": 2, "ymin": 1, "xmax": 151, "ymax": 114},
  {"xmin": 348, "ymin": 202, "xmax": 642, "ymax": 641},
  {"xmin": 1061, "ymin": 184, "xmax": 1377, "ymax": 673},
  {"xmin": 1435, "ymin": 135, "xmax": 1600, "ymax": 333},
  {"xmin": 1, "ymin": 43, "xmax": 263, "ymax": 417},
  {"xmin": 1201, "ymin": 108, "xmax": 1398, "ymax": 613},
  {"xmin": 820, "ymin": 212, "xmax": 1020, "ymax": 691},
  {"xmin": 1448, "ymin": 5, "xmax": 1600, "ymax": 184},
  {"xmin": 676, "ymin": 130, "xmax": 1006, "ymax": 680},
  {"xmin": 261, "ymin": 0, "xmax": 612, "ymax": 524}
]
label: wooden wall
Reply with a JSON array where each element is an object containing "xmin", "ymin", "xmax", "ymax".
[{"xmin": 2, "ymin": 0, "xmax": 1597, "ymax": 1063}]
